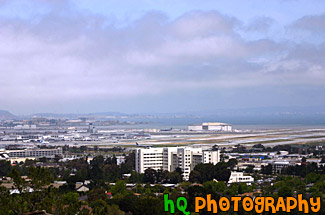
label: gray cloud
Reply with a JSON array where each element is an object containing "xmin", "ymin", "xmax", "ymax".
[
  {"xmin": 0, "ymin": 2, "xmax": 325, "ymax": 113},
  {"xmin": 290, "ymin": 14, "xmax": 325, "ymax": 34},
  {"xmin": 243, "ymin": 16, "xmax": 276, "ymax": 32}
]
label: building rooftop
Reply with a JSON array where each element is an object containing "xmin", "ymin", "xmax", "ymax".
[{"xmin": 202, "ymin": 122, "xmax": 231, "ymax": 126}]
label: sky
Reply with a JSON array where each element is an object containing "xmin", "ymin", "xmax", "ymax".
[{"xmin": 0, "ymin": 0, "xmax": 325, "ymax": 115}]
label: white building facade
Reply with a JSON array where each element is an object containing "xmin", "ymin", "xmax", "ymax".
[
  {"xmin": 5, "ymin": 148, "xmax": 62, "ymax": 158},
  {"xmin": 135, "ymin": 147, "xmax": 220, "ymax": 181},
  {"xmin": 188, "ymin": 122, "xmax": 232, "ymax": 132},
  {"xmin": 228, "ymin": 171, "xmax": 254, "ymax": 185}
]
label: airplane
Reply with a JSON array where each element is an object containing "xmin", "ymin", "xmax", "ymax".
[
  {"xmin": 135, "ymin": 142, "xmax": 152, "ymax": 148},
  {"xmin": 39, "ymin": 140, "xmax": 50, "ymax": 144}
]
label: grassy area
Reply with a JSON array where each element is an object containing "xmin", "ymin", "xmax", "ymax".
[
  {"xmin": 297, "ymin": 135, "xmax": 325, "ymax": 139},
  {"xmin": 302, "ymin": 140, "xmax": 325, "ymax": 146},
  {"xmin": 242, "ymin": 139, "xmax": 292, "ymax": 145}
]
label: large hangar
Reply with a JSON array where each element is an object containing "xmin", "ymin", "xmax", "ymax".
[{"xmin": 188, "ymin": 122, "xmax": 232, "ymax": 132}]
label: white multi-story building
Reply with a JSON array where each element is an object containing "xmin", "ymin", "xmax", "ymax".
[
  {"xmin": 135, "ymin": 147, "xmax": 220, "ymax": 181},
  {"xmin": 271, "ymin": 161, "xmax": 297, "ymax": 174},
  {"xmin": 228, "ymin": 171, "xmax": 254, "ymax": 185},
  {"xmin": 202, "ymin": 151, "xmax": 221, "ymax": 165},
  {"xmin": 5, "ymin": 148, "xmax": 63, "ymax": 158}
]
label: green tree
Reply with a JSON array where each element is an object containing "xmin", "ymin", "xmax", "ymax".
[
  {"xmin": 203, "ymin": 181, "xmax": 226, "ymax": 195},
  {"xmin": 0, "ymin": 186, "xmax": 11, "ymax": 215},
  {"xmin": 91, "ymin": 199, "xmax": 125, "ymax": 215},
  {"xmin": 164, "ymin": 171, "xmax": 182, "ymax": 184},
  {"xmin": 111, "ymin": 180, "xmax": 127, "ymax": 196},
  {"xmin": 88, "ymin": 188, "xmax": 108, "ymax": 203},
  {"xmin": 61, "ymin": 192, "xmax": 81, "ymax": 215},
  {"xmin": 120, "ymin": 152, "xmax": 135, "ymax": 174},
  {"xmin": 277, "ymin": 186, "xmax": 293, "ymax": 197},
  {"xmin": 89, "ymin": 165, "xmax": 104, "ymax": 182},
  {"xmin": 91, "ymin": 156, "xmax": 105, "ymax": 168},
  {"xmin": 245, "ymin": 165, "xmax": 255, "ymax": 173},
  {"xmin": 261, "ymin": 164, "xmax": 273, "ymax": 175},
  {"xmin": 9, "ymin": 169, "xmax": 28, "ymax": 214},
  {"xmin": 227, "ymin": 158, "xmax": 238, "ymax": 169},
  {"xmin": 28, "ymin": 166, "xmax": 54, "ymax": 190},
  {"xmin": 305, "ymin": 172, "xmax": 320, "ymax": 184},
  {"xmin": 189, "ymin": 170, "xmax": 202, "ymax": 183},
  {"xmin": 144, "ymin": 168, "xmax": 157, "ymax": 184},
  {"xmin": 10, "ymin": 168, "xmax": 27, "ymax": 194},
  {"xmin": 0, "ymin": 160, "xmax": 12, "ymax": 176},
  {"xmin": 128, "ymin": 171, "xmax": 144, "ymax": 183}
]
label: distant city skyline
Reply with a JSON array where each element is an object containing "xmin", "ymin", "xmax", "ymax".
[{"xmin": 0, "ymin": 0, "xmax": 325, "ymax": 114}]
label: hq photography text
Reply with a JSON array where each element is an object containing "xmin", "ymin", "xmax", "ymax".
[{"xmin": 164, "ymin": 194, "xmax": 321, "ymax": 214}]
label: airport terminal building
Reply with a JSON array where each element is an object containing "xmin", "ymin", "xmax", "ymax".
[
  {"xmin": 1, "ymin": 148, "xmax": 63, "ymax": 158},
  {"xmin": 135, "ymin": 147, "xmax": 220, "ymax": 180}
]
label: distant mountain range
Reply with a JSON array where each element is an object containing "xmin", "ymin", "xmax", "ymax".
[
  {"xmin": 29, "ymin": 112, "xmax": 127, "ymax": 119},
  {"xmin": 1, "ymin": 106, "xmax": 325, "ymax": 125},
  {"xmin": 0, "ymin": 110, "xmax": 17, "ymax": 120},
  {"xmin": 0, "ymin": 110, "xmax": 131, "ymax": 121}
]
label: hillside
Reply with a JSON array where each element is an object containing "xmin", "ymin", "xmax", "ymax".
[{"xmin": 0, "ymin": 110, "xmax": 17, "ymax": 120}]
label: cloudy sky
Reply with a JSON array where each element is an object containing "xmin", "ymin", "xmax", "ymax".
[{"xmin": 0, "ymin": 0, "xmax": 325, "ymax": 114}]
